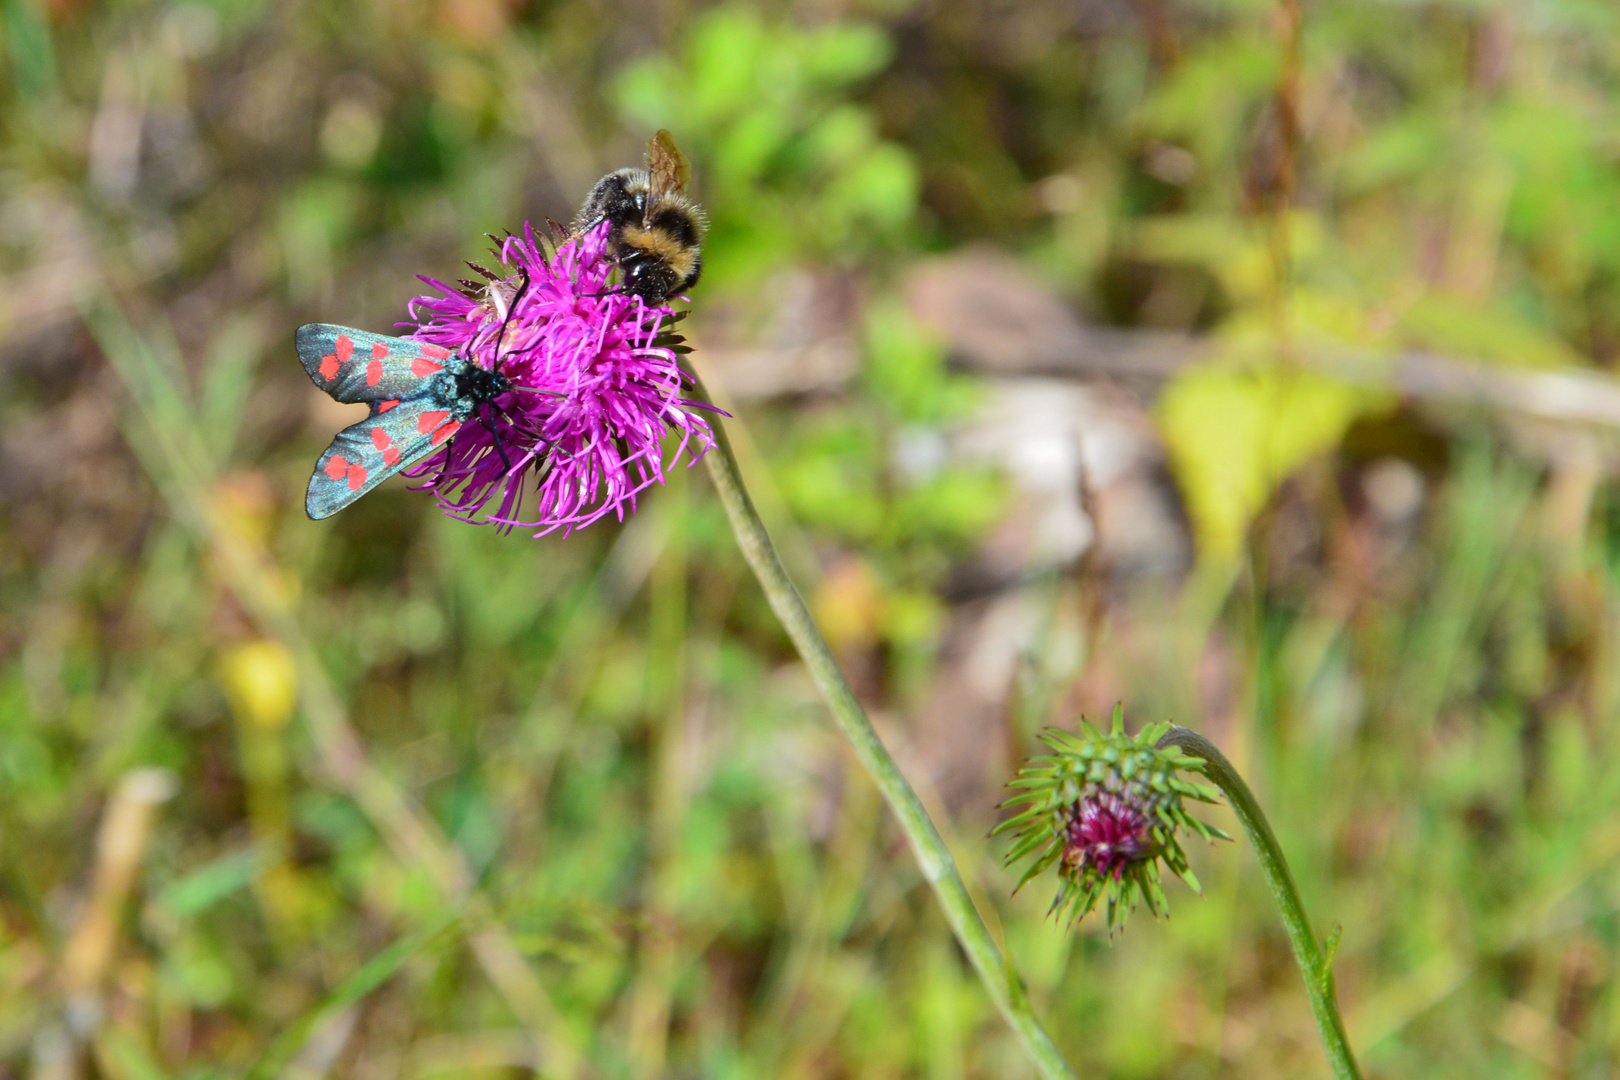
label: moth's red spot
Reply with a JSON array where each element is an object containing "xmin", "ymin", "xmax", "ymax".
[
  {"xmin": 318, "ymin": 354, "xmax": 340, "ymax": 380},
  {"xmin": 346, "ymin": 461, "xmax": 368, "ymax": 490},
  {"xmin": 335, "ymin": 336, "xmax": 353, "ymax": 362},
  {"xmin": 417, "ymin": 410, "xmax": 450, "ymax": 434},
  {"xmin": 371, "ymin": 427, "xmax": 392, "ymax": 450},
  {"xmin": 420, "ymin": 344, "xmax": 450, "ymax": 360},
  {"xmin": 365, "ymin": 359, "xmax": 383, "ymax": 386},
  {"xmin": 431, "ymin": 419, "xmax": 462, "ymax": 446},
  {"xmin": 371, "ymin": 341, "xmax": 389, "ymax": 360},
  {"xmin": 411, "ymin": 356, "xmax": 445, "ymax": 377},
  {"xmin": 383, "ymin": 447, "xmax": 401, "ymax": 466},
  {"xmin": 324, "ymin": 455, "xmax": 348, "ymax": 480},
  {"xmin": 378, "ymin": 400, "xmax": 399, "ymax": 413}
]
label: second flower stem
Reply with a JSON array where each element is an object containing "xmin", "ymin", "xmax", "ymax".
[
  {"xmin": 691, "ymin": 374, "xmax": 1079, "ymax": 1080},
  {"xmin": 1154, "ymin": 726, "xmax": 1363, "ymax": 1080}
]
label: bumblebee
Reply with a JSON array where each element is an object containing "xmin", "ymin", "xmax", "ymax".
[{"xmin": 573, "ymin": 130, "xmax": 706, "ymax": 306}]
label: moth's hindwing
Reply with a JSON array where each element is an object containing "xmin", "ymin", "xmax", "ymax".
[
  {"xmin": 296, "ymin": 324, "xmax": 459, "ymax": 404},
  {"xmin": 304, "ymin": 390, "xmax": 473, "ymax": 520}
]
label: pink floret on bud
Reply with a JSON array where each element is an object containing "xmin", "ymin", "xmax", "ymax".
[{"xmin": 1064, "ymin": 792, "xmax": 1153, "ymax": 882}]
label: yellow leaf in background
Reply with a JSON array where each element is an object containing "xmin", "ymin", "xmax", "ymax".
[
  {"xmin": 217, "ymin": 640, "xmax": 298, "ymax": 730},
  {"xmin": 1219, "ymin": 287, "xmax": 1388, "ymax": 354},
  {"xmin": 1129, "ymin": 211, "xmax": 1327, "ymax": 306},
  {"xmin": 1158, "ymin": 364, "xmax": 1380, "ymax": 561}
]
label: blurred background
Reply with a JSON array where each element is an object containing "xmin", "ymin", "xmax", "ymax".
[{"xmin": 5, "ymin": 0, "xmax": 1620, "ymax": 1076}]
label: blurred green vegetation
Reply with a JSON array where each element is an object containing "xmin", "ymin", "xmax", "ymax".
[{"xmin": 5, "ymin": 0, "xmax": 1620, "ymax": 1077}]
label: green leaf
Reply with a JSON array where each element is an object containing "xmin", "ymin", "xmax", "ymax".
[
  {"xmin": 863, "ymin": 299, "xmax": 960, "ymax": 423},
  {"xmin": 801, "ymin": 21, "xmax": 892, "ymax": 84},
  {"xmin": 1322, "ymin": 923, "xmax": 1344, "ymax": 971},
  {"xmin": 157, "ymin": 846, "xmax": 269, "ymax": 919}
]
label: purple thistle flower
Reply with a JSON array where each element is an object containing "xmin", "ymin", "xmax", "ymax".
[{"xmin": 403, "ymin": 220, "xmax": 717, "ymax": 535}]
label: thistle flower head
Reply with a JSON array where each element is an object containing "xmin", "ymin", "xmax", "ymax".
[
  {"xmin": 404, "ymin": 220, "xmax": 715, "ymax": 535},
  {"xmin": 995, "ymin": 705, "xmax": 1230, "ymax": 933}
]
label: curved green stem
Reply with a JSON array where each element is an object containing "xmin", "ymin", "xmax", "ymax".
[
  {"xmin": 1155, "ymin": 726, "xmax": 1362, "ymax": 1080},
  {"xmin": 691, "ymin": 373, "xmax": 1080, "ymax": 1080}
]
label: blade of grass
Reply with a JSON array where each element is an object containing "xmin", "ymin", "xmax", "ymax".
[
  {"xmin": 2, "ymin": 0, "xmax": 57, "ymax": 102},
  {"xmin": 240, "ymin": 904, "xmax": 464, "ymax": 1080}
]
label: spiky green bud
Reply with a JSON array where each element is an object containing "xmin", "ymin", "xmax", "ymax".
[{"xmin": 994, "ymin": 705, "xmax": 1230, "ymax": 933}]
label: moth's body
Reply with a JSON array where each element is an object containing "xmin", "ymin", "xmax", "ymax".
[
  {"xmin": 573, "ymin": 132, "xmax": 706, "ymax": 306},
  {"xmin": 441, "ymin": 361, "xmax": 512, "ymax": 412}
]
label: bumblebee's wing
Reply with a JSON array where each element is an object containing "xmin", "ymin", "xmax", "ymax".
[
  {"xmin": 643, "ymin": 129, "xmax": 691, "ymax": 222},
  {"xmin": 296, "ymin": 324, "xmax": 459, "ymax": 405},
  {"xmin": 305, "ymin": 388, "xmax": 468, "ymax": 519}
]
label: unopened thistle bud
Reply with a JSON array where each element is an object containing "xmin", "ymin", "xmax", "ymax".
[{"xmin": 995, "ymin": 705, "xmax": 1230, "ymax": 933}]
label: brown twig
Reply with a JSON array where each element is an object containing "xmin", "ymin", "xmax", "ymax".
[{"xmin": 31, "ymin": 769, "xmax": 176, "ymax": 1080}]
